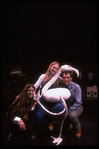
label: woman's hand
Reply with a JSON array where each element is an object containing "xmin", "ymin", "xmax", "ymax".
[
  {"xmin": 34, "ymin": 99, "xmax": 40, "ymax": 105},
  {"xmin": 19, "ymin": 119, "xmax": 26, "ymax": 131}
]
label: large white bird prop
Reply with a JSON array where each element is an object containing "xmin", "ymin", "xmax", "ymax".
[{"xmin": 34, "ymin": 65, "xmax": 79, "ymax": 145}]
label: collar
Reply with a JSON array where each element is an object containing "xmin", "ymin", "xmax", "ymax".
[{"xmin": 68, "ymin": 81, "xmax": 72, "ymax": 89}]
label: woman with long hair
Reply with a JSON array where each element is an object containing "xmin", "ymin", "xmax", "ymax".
[
  {"xmin": 34, "ymin": 61, "xmax": 64, "ymax": 136},
  {"xmin": 34, "ymin": 61, "xmax": 62, "ymax": 94},
  {"xmin": 7, "ymin": 83, "xmax": 36, "ymax": 140}
]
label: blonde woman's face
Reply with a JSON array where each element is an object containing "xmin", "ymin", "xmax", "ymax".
[{"xmin": 50, "ymin": 64, "xmax": 59, "ymax": 75}]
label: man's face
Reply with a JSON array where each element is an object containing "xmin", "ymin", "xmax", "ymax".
[{"xmin": 63, "ymin": 73, "xmax": 72, "ymax": 86}]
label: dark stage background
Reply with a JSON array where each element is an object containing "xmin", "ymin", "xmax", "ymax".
[
  {"xmin": 2, "ymin": 1, "xmax": 98, "ymax": 146},
  {"xmin": 2, "ymin": 1, "xmax": 98, "ymax": 102}
]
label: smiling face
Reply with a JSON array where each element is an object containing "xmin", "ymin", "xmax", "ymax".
[
  {"xmin": 63, "ymin": 72, "xmax": 72, "ymax": 86},
  {"xmin": 27, "ymin": 87, "xmax": 35, "ymax": 98},
  {"xmin": 50, "ymin": 64, "xmax": 59, "ymax": 75}
]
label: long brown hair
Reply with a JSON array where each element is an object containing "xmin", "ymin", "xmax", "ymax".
[
  {"xmin": 43, "ymin": 61, "xmax": 60, "ymax": 87},
  {"xmin": 7, "ymin": 84, "xmax": 35, "ymax": 117}
]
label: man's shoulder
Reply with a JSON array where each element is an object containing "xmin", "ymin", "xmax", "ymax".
[{"xmin": 71, "ymin": 81, "xmax": 81, "ymax": 89}]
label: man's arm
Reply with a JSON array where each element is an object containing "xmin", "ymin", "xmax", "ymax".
[{"xmin": 68, "ymin": 85, "xmax": 82, "ymax": 113}]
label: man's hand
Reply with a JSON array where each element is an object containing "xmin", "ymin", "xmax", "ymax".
[{"xmin": 19, "ymin": 119, "xmax": 26, "ymax": 131}]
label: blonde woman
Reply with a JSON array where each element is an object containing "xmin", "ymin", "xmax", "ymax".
[
  {"xmin": 33, "ymin": 61, "xmax": 64, "ymax": 136},
  {"xmin": 34, "ymin": 61, "xmax": 62, "ymax": 91}
]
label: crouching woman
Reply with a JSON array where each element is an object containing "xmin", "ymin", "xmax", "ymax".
[{"xmin": 7, "ymin": 84, "xmax": 37, "ymax": 140}]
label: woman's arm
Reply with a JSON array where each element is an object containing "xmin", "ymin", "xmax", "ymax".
[
  {"xmin": 19, "ymin": 119, "xmax": 26, "ymax": 131},
  {"xmin": 12, "ymin": 116, "xmax": 21, "ymax": 124},
  {"xmin": 34, "ymin": 74, "xmax": 45, "ymax": 89},
  {"xmin": 12, "ymin": 116, "xmax": 26, "ymax": 131}
]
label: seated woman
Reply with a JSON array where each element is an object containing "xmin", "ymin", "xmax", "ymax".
[{"xmin": 7, "ymin": 83, "xmax": 37, "ymax": 140}]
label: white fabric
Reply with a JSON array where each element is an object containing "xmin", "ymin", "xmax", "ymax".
[{"xmin": 12, "ymin": 116, "xmax": 21, "ymax": 124}]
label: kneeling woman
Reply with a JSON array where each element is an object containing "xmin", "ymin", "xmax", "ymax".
[{"xmin": 7, "ymin": 84, "xmax": 37, "ymax": 140}]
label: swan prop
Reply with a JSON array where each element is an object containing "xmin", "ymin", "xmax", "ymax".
[{"xmin": 34, "ymin": 65, "xmax": 79, "ymax": 145}]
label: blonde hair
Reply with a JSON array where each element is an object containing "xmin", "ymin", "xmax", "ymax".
[{"xmin": 43, "ymin": 61, "xmax": 60, "ymax": 86}]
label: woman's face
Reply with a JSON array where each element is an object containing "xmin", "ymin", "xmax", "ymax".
[
  {"xmin": 27, "ymin": 87, "xmax": 35, "ymax": 98},
  {"xmin": 50, "ymin": 64, "xmax": 59, "ymax": 75}
]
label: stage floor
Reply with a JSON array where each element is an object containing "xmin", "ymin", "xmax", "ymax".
[{"xmin": 2, "ymin": 100, "xmax": 98, "ymax": 146}]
